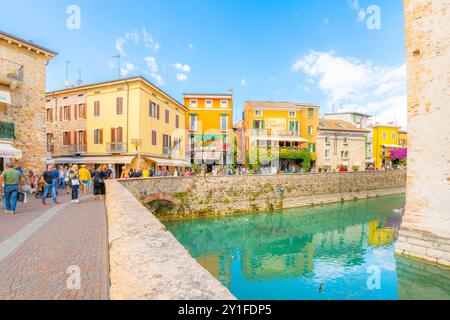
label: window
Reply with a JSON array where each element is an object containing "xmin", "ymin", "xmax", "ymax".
[
  {"xmin": 308, "ymin": 126, "xmax": 314, "ymax": 136},
  {"xmin": 165, "ymin": 109, "xmax": 170, "ymax": 124},
  {"xmin": 93, "ymin": 129, "xmax": 103, "ymax": 145},
  {"xmin": 190, "ymin": 114, "xmax": 198, "ymax": 131},
  {"xmin": 308, "ymin": 143, "xmax": 316, "ymax": 153},
  {"xmin": 151, "ymin": 130, "xmax": 157, "ymax": 146},
  {"xmin": 46, "ymin": 108, "xmax": 53, "ymax": 122},
  {"xmin": 205, "ymin": 100, "xmax": 213, "ymax": 108},
  {"xmin": 345, "ymin": 151, "xmax": 349, "ymax": 159},
  {"xmin": 61, "ymin": 105, "xmax": 70, "ymax": 121},
  {"xmin": 149, "ymin": 101, "xmax": 159, "ymax": 119},
  {"xmin": 175, "ymin": 115, "xmax": 180, "ymax": 129},
  {"xmin": 173, "ymin": 137, "xmax": 180, "ymax": 151},
  {"xmin": 190, "ymin": 99, "xmax": 198, "ymax": 108},
  {"xmin": 116, "ymin": 97, "xmax": 124, "ymax": 115},
  {"xmin": 111, "ymin": 127, "xmax": 123, "ymax": 143},
  {"xmin": 308, "ymin": 108, "xmax": 314, "ymax": 118},
  {"xmin": 220, "ymin": 114, "xmax": 229, "ymax": 131},
  {"xmin": 289, "ymin": 111, "xmax": 296, "ymax": 118},
  {"xmin": 382, "ymin": 133, "xmax": 387, "ymax": 140},
  {"xmin": 341, "ymin": 151, "xmax": 345, "ymax": 158},
  {"xmin": 343, "ymin": 137, "xmax": 348, "ymax": 144},
  {"xmin": 325, "ymin": 150, "xmax": 330, "ymax": 159},
  {"xmin": 325, "ymin": 136, "xmax": 331, "ymax": 144},
  {"xmin": 392, "ymin": 133, "xmax": 397, "ymax": 140},
  {"xmin": 253, "ymin": 120, "xmax": 264, "ymax": 129},
  {"xmin": 352, "ymin": 114, "xmax": 357, "ymax": 122},
  {"xmin": 163, "ymin": 134, "xmax": 171, "ymax": 154},
  {"xmin": 220, "ymin": 100, "xmax": 229, "ymax": 108},
  {"xmin": 75, "ymin": 103, "xmax": 86, "ymax": 119},
  {"xmin": 62, "ymin": 131, "xmax": 70, "ymax": 146},
  {"xmin": 255, "ymin": 110, "xmax": 262, "ymax": 117},
  {"xmin": 94, "ymin": 101, "xmax": 101, "ymax": 117},
  {"xmin": 288, "ymin": 121, "xmax": 299, "ymax": 134}
]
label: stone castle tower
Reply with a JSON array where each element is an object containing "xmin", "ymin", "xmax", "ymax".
[{"xmin": 396, "ymin": 0, "xmax": 450, "ymax": 267}]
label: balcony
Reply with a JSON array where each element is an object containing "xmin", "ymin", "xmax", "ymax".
[
  {"xmin": 46, "ymin": 144, "xmax": 54, "ymax": 153},
  {"xmin": 68, "ymin": 144, "xmax": 87, "ymax": 154},
  {"xmin": 0, "ymin": 121, "xmax": 15, "ymax": 140},
  {"xmin": 0, "ymin": 58, "xmax": 24, "ymax": 88},
  {"xmin": 163, "ymin": 147, "xmax": 173, "ymax": 155},
  {"xmin": 107, "ymin": 142, "xmax": 127, "ymax": 154}
]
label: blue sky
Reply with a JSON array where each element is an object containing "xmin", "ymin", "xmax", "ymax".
[{"xmin": 0, "ymin": 0, "xmax": 406, "ymax": 127}]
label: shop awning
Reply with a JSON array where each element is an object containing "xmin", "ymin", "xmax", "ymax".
[
  {"xmin": 145, "ymin": 157, "xmax": 191, "ymax": 167},
  {"xmin": 381, "ymin": 144, "xmax": 403, "ymax": 148},
  {"xmin": 0, "ymin": 143, "xmax": 22, "ymax": 158},
  {"xmin": 253, "ymin": 136, "xmax": 309, "ymax": 143},
  {"xmin": 48, "ymin": 155, "xmax": 136, "ymax": 165}
]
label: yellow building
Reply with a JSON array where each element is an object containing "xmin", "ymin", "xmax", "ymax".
[
  {"xmin": 243, "ymin": 101, "xmax": 319, "ymax": 171},
  {"xmin": 372, "ymin": 125, "xmax": 403, "ymax": 169},
  {"xmin": 183, "ymin": 92, "xmax": 234, "ymax": 169},
  {"xmin": 46, "ymin": 77, "xmax": 190, "ymax": 174},
  {"xmin": 399, "ymin": 130, "xmax": 408, "ymax": 148}
]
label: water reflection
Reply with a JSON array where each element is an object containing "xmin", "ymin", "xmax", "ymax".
[{"xmin": 165, "ymin": 195, "xmax": 450, "ymax": 300}]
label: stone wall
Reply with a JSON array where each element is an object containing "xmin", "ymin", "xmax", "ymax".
[
  {"xmin": 397, "ymin": 0, "xmax": 450, "ymax": 267},
  {"xmin": 45, "ymin": 92, "xmax": 87, "ymax": 157},
  {"xmin": 0, "ymin": 38, "xmax": 53, "ymax": 174},
  {"xmin": 120, "ymin": 170, "xmax": 406, "ymax": 220},
  {"xmin": 105, "ymin": 179, "xmax": 235, "ymax": 300}
]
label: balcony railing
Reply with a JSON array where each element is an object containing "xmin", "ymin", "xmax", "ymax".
[
  {"xmin": 163, "ymin": 147, "xmax": 172, "ymax": 155},
  {"xmin": 0, "ymin": 121, "xmax": 15, "ymax": 140},
  {"xmin": 68, "ymin": 144, "xmax": 87, "ymax": 154},
  {"xmin": 47, "ymin": 144, "xmax": 54, "ymax": 153},
  {"xmin": 107, "ymin": 142, "xmax": 127, "ymax": 153},
  {"xmin": 0, "ymin": 58, "xmax": 24, "ymax": 84}
]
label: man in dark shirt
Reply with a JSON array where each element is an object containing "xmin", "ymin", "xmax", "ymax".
[{"xmin": 41, "ymin": 165, "xmax": 60, "ymax": 206}]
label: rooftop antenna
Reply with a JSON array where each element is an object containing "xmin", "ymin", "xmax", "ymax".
[
  {"xmin": 76, "ymin": 68, "xmax": 83, "ymax": 86},
  {"xmin": 113, "ymin": 55, "xmax": 121, "ymax": 79}
]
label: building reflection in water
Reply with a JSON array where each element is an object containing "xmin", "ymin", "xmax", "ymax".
[{"xmin": 165, "ymin": 195, "xmax": 449, "ymax": 299}]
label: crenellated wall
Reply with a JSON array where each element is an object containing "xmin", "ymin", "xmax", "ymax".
[{"xmin": 120, "ymin": 171, "xmax": 406, "ymax": 220}]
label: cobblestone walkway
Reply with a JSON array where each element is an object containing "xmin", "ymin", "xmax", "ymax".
[{"xmin": 0, "ymin": 191, "xmax": 109, "ymax": 300}]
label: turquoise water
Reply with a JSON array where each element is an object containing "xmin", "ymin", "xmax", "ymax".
[{"xmin": 164, "ymin": 195, "xmax": 450, "ymax": 300}]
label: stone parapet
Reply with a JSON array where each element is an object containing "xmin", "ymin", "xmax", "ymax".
[
  {"xmin": 105, "ymin": 179, "xmax": 235, "ymax": 300},
  {"xmin": 120, "ymin": 170, "xmax": 406, "ymax": 220}
]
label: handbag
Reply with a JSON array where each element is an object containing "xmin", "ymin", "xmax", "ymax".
[{"xmin": 71, "ymin": 178, "xmax": 80, "ymax": 186}]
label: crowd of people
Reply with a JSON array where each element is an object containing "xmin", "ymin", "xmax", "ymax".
[{"xmin": 1, "ymin": 162, "xmax": 114, "ymax": 215}]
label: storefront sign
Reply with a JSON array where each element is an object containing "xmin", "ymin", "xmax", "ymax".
[{"xmin": 265, "ymin": 118, "xmax": 286, "ymax": 132}]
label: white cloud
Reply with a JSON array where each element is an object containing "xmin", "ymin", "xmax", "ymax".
[
  {"xmin": 241, "ymin": 78, "xmax": 247, "ymax": 86},
  {"xmin": 173, "ymin": 63, "xmax": 191, "ymax": 73},
  {"xmin": 176, "ymin": 73, "xmax": 188, "ymax": 81},
  {"xmin": 142, "ymin": 28, "xmax": 160, "ymax": 52},
  {"xmin": 323, "ymin": 18, "xmax": 330, "ymax": 25},
  {"xmin": 115, "ymin": 29, "xmax": 159, "ymax": 57},
  {"xmin": 348, "ymin": 0, "xmax": 366, "ymax": 23},
  {"xmin": 115, "ymin": 38, "xmax": 127, "ymax": 56},
  {"xmin": 188, "ymin": 43, "xmax": 194, "ymax": 49},
  {"xmin": 144, "ymin": 56, "xmax": 164, "ymax": 85},
  {"xmin": 292, "ymin": 50, "xmax": 407, "ymax": 128},
  {"xmin": 120, "ymin": 62, "xmax": 136, "ymax": 77}
]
